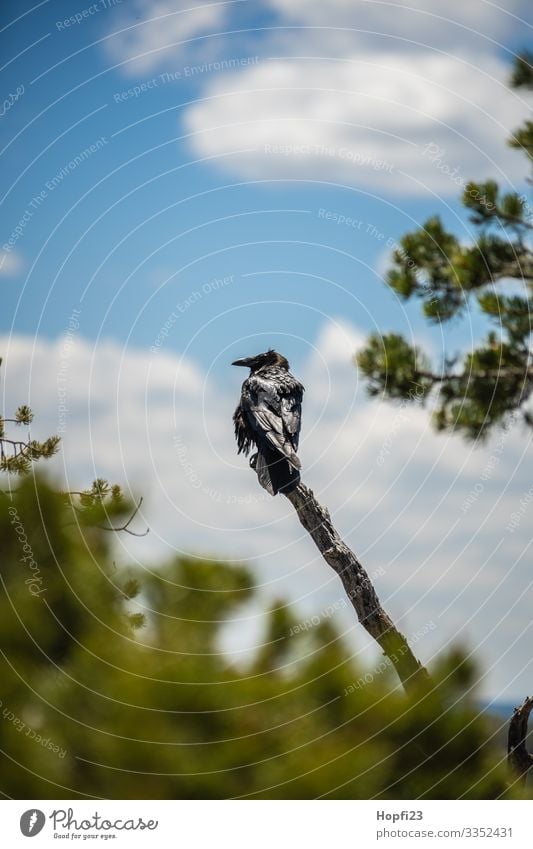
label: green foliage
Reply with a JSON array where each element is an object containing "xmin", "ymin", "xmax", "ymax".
[
  {"xmin": 0, "ymin": 478, "xmax": 523, "ymax": 799},
  {"xmin": 356, "ymin": 333, "xmax": 433, "ymax": 400},
  {"xmin": 0, "ymin": 359, "xmax": 133, "ymax": 528},
  {"xmin": 509, "ymin": 121, "xmax": 533, "ymax": 161},
  {"xmin": 386, "ymin": 216, "xmax": 467, "ymax": 321},
  {"xmin": 509, "ymin": 50, "xmax": 533, "ymax": 90},
  {"xmin": 357, "ymin": 53, "xmax": 533, "ymax": 440},
  {"xmin": 15, "ymin": 405, "xmax": 34, "ymax": 425},
  {"xmin": 0, "ymin": 361, "xmax": 60, "ymax": 474},
  {"xmin": 65, "ymin": 478, "xmax": 130, "ymax": 530}
]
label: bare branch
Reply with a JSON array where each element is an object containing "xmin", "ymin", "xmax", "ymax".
[
  {"xmin": 508, "ymin": 695, "xmax": 533, "ymax": 786},
  {"xmin": 284, "ymin": 482, "xmax": 430, "ymax": 695},
  {"xmin": 96, "ymin": 497, "xmax": 149, "ymax": 537}
]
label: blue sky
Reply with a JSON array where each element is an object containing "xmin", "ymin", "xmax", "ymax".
[
  {"xmin": 1, "ymin": 0, "xmax": 533, "ymax": 701},
  {"xmin": 2, "ymin": 0, "xmax": 530, "ymax": 366}
]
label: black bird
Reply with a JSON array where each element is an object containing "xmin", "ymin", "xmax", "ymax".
[{"xmin": 232, "ymin": 350, "xmax": 304, "ymax": 495}]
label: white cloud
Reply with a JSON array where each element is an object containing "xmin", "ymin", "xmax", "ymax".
[
  {"xmin": 265, "ymin": 0, "xmax": 528, "ymax": 48},
  {"xmin": 0, "ymin": 250, "xmax": 23, "ymax": 277},
  {"xmin": 103, "ymin": 0, "xmax": 227, "ymax": 76},
  {"xmin": 1, "ymin": 325, "xmax": 532, "ymax": 698},
  {"xmin": 309, "ymin": 318, "xmax": 365, "ymax": 364},
  {"xmin": 185, "ymin": 51, "xmax": 527, "ymax": 194},
  {"xmin": 103, "ymin": 1, "xmax": 531, "ymax": 194}
]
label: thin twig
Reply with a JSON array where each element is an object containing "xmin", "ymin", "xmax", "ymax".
[{"xmin": 97, "ymin": 497, "xmax": 149, "ymax": 537}]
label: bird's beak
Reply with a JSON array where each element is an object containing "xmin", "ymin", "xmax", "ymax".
[{"xmin": 232, "ymin": 357, "xmax": 253, "ymax": 367}]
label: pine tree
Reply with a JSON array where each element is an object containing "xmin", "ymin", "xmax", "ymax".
[
  {"xmin": 356, "ymin": 51, "xmax": 533, "ymax": 440},
  {"xmin": 0, "ymin": 357, "xmax": 60, "ymax": 475}
]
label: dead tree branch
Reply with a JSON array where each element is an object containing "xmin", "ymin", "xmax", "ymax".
[
  {"xmin": 284, "ymin": 482, "xmax": 430, "ymax": 695},
  {"xmin": 508, "ymin": 695, "xmax": 533, "ymax": 787}
]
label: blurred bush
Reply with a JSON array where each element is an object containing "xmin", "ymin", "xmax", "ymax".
[{"xmin": 0, "ymin": 478, "xmax": 522, "ymax": 799}]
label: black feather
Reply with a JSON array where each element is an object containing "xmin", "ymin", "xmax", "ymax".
[{"xmin": 232, "ymin": 350, "xmax": 304, "ymax": 495}]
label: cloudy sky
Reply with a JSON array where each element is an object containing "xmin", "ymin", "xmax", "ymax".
[{"xmin": 1, "ymin": 0, "xmax": 532, "ymax": 701}]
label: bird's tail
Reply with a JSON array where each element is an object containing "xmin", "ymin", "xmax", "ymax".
[
  {"xmin": 252, "ymin": 444, "xmax": 300, "ymax": 496},
  {"xmin": 265, "ymin": 432, "xmax": 301, "ymax": 471}
]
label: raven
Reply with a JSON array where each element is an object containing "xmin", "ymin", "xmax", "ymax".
[{"xmin": 232, "ymin": 350, "xmax": 304, "ymax": 495}]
